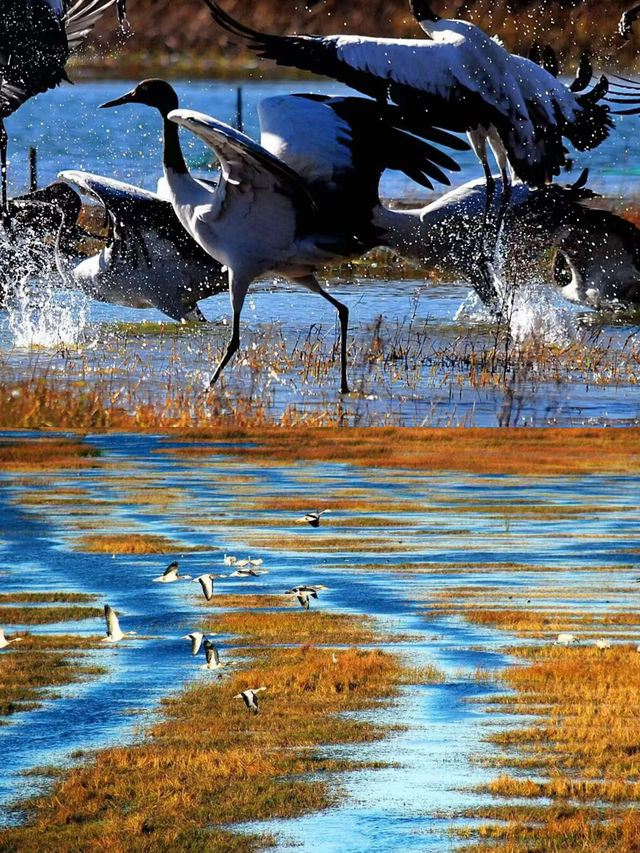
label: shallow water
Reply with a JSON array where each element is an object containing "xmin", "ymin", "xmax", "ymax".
[
  {"xmin": 1, "ymin": 80, "xmax": 640, "ymax": 425},
  {"xmin": 1, "ymin": 433, "xmax": 639, "ymax": 848}
]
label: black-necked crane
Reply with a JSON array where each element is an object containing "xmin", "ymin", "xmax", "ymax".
[
  {"xmin": 56, "ymin": 170, "xmax": 227, "ymax": 322},
  {"xmin": 234, "ymin": 686, "xmax": 266, "ymax": 713},
  {"xmin": 295, "ymin": 591, "xmax": 314, "ymax": 610},
  {"xmin": 229, "ymin": 566, "xmax": 267, "ymax": 577},
  {"xmin": 181, "ymin": 631, "xmax": 204, "ymax": 655},
  {"xmin": 202, "ymin": 0, "xmax": 637, "ymax": 291},
  {"xmin": 0, "ymin": 0, "xmax": 125, "ymax": 227},
  {"xmin": 153, "ymin": 560, "xmax": 192, "ymax": 583},
  {"xmin": 99, "ymin": 79, "xmax": 465, "ymax": 392},
  {"xmin": 374, "ymin": 170, "xmax": 640, "ymax": 310},
  {"xmin": 0, "ymin": 628, "xmax": 22, "ymax": 649},
  {"xmin": 101, "ymin": 603, "xmax": 135, "ymax": 643},
  {"xmin": 285, "ymin": 584, "xmax": 327, "ymax": 595}
]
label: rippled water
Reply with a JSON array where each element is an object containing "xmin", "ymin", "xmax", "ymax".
[
  {"xmin": 1, "ymin": 433, "xmax": 640, "ymax": 849},
  {"xmin": 1, "ymin": 80, "xmax": 639, "ymax": 424}
]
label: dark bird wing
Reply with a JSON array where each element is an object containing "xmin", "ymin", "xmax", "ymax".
[
  {"xmin": 0, "ymin": 0, "xmax": 119, "ymax": 119},
  {"xmin": 619, "ymin": 4, "xmax": 640, "ymax": 39},
  {"xmin": 204, "ymin": 640, "xmax": 220, "ymax": 666},
  {"xmin": 58, "ymin": 169, "xmax": 225, "ymax": 279}
]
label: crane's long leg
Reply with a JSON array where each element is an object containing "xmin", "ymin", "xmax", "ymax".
[
  {"xmin": 209, "ymin": 269, "xmax": 249, "ymax": 387},
  {"xmin": 0, "ymin": 120, "xmax": 9, "ymax": 231},
  {"xmin": 293, "ymin": 273, "xmax": 350, "ymax": 394}
]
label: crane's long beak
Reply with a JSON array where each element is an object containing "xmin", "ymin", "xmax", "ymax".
[{"xmin": 99, "ymin": 89, "xmax": 137, "ymax": 109}]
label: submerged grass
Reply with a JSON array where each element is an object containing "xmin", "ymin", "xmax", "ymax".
[
  {"xmin": 0, "ymin": 633, "xmax": 104, "ymax": 719},
  {"xmin": 0, "ymin": 611, "xmax": 411, "ymax": 853},
  {"xmin": 436, "ymin": 582, "xmax": 640, "ymax": 850}
]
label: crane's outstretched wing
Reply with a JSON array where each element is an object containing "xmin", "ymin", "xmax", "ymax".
[
  {"xmin": 1, "ymin": 0, "xmax": 120, "ymax": 118},
  {"xmin": 169, "ymin": 109, "xmax": 318, "ymax": 214},
  {"xmin": 58, "ymin": 170, "xmax": 221, "ymax": 269}
]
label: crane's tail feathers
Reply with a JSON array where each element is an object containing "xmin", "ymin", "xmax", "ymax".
[
  {"xmin": 569, "ymin": 52, "xmax": 592, "ymax": 93},
  {"xmin": 567, "ymin": 77, "xmax": 613, "ymax": 151},
  {"xmin": 202, "ymin": 0, "xmax": 269, "ymax": 46}
]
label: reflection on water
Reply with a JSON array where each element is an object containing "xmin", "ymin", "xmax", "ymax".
[{"xmin": 1, "ymin": 433, "xmax": 639, "ymax": 851}]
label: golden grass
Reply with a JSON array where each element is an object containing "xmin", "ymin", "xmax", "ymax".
[
  {"xmin": 439, "ymin": 588, "xmax": 640, "ymax": 850},
  {"xmin": 201, "ymin": 609, "xmax": 385, "ymax": 645},
  {"xmin": 0, "ymin": 605, "xmax": 102, "ymax": 624},
  {"xmin": 72, "ymin": 534, "xmax": 207, "ymax": 555},
  {"xmin": 166, "ymin": 428, "xmax": 640, "ymax": 475},
  {"xmin": 199, "ymin": 594, "xmax": 294, "ymax": 609},
  {"xmin": 0, "ymin": 592, "xmax": 96, "ymax": 603},
  {"xmin": 0, "ymin": 615, "xmax": 409, "ymax": 853},
  {"xmin": 0, "ymin": 634, "xmax": 103, "ymax": 718},
  {"xmin": 0, "ymin": 438, "xmax": 101, "ymax": 471}
]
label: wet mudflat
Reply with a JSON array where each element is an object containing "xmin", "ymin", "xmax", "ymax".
[{"xmin": 0, "ymin": 431, "xmax": 639, "ymax": 850}]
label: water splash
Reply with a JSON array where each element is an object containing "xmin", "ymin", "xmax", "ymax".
[
  {"xmin": 454, "ymin": 282, "xmax": 579, "ymax": 346},
  {"xmin": 506, "ymin": 282, "xmax": 579, "ymax": 346},
  {"xmin": 1, "ymin": 231, "xmax": 88, "ymax": 349}
]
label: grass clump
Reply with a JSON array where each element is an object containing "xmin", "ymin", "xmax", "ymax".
[
  {"xmin": 0, "ymin": 634, "xmax": 104, "ymax": 719},
  {"xmin": 0, "ymin": 619, "xmax": 407, "ymax": 853},
  {"xmin": 0, "ymin": 438, "xmax": 101, "ymax": 471},
  {"xmin": 0, "ymin": 605, "xmax": 102, "ymax": 624},
  {"xmin": 72, "ymin": 533, "xmax": 206, "ymax": 554}
]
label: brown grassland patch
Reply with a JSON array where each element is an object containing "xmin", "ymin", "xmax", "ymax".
[
  {"xmin": 430, "ymin": 587, "xmax": 640, "ymax": 850},
  {"xmin": 0, "ymin": 633, "xmax": 104, "ymax": 719},
  {"xmin": 201, "ymin": 609, "xmax": 390, "ymax": 645},
  {"xmin": 0, "ymin": 610, "xmax": 416, "ymax": 853},
  {"xmin": 0, "ymin": 438, "xmax": 101, "ymax": 471},
  {"xmin": 0, "ymin": 592, "xmax": 96, "ymax": 603},
  {"xmin": 1, "ymin": 430, "xmax": 639, "ymax": 476},
  {"xmin": 165, "ymin": 428, "xmax": 640, "ymax": 476},
  {"xmin": 0, "ymin": 605, "xmax": 103, "ymax": 624},
  {"xmin": 72, "ymin": 533, "xmax": 208, "ymax": 554}
]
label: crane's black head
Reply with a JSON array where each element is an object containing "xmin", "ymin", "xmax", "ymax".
[
  {"xmin": 410, "ymin": 0, "xmax": 440, "ymax": 23},
  {"xmin": 99, "ymin": 79, "xmax": 180, "ymax": 117}
]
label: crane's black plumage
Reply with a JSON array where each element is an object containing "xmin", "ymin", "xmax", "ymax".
[{"xmin": 0, "ymin": 0, "xmax": 122, "ymax": 225}]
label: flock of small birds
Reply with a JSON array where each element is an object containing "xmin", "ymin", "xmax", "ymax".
[{"xmin": 0, "ymin": 508, "xmax": 332, "ymax": 715}]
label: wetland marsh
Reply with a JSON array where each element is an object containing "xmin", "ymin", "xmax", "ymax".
[{"xmin": 0, "ymin": 430, "xmax": 639, "ymax": 850}]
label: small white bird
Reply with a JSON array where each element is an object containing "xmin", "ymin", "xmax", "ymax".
[
  {"xmin": 181, "ymin": 631, "xmax": 204, "ymax": 655},
  {"xmin": 229, "ymin": 566, "xmax": 268, "ymax": 577},
  {"xmin": 0, "ymin": 628, "xmax": 22, "ymax": 649},
  {"xmin": 295, "ymin": 510, "xmax": 331, "ymax": 528},
  {"xmin": 554, "ymin": 632, "xmax": 579, "ymax": 646},
  {"xmin": 247, "ymin": 557, "xmax": 263, "ymax": 567},
  {"xmin": 223, "ymin": 554, "xmax": 237, "ymax": 566},
  {"xmin": 285, "ymin": 584, "xmax": 327, "ymax": 595},
  {"xmin": 101, "ymin": 604, "xmax": 135, "ymax": 643},
  {"xmin": 594, "ymin": 638, "xmax": 612, "ymax": 652},
  {"xmin": 233, "ymin": 686, "xmax": 267, "ymax": 714},
  {"xmin": 296, "ymin": 591, "xmax": 314, "ymax": 610},
  {"xmin": 153, "ymin": 560, "xmax": 192, "ymax": 583},
  {"xmin": 192, "ymin": 573, "xmax": 225, "ymax": 601}
]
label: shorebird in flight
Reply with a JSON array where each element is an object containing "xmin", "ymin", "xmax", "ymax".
[{"xmin": 234, "ymin": 686, "xmax": 267, "ymax": 713}]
